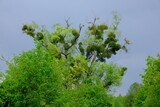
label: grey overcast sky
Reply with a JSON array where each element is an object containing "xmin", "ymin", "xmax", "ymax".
[{"xmin": 0, "ymin": 0, "xmax": 160, "ymax": 95}]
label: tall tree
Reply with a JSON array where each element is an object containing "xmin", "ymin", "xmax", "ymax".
[
  {"xmin": 21, "ymin": 17, "xmax": 128, "ymax": 89},
  {"xmin": 0, "ymin": 16, "xmax": 129, "ymax": 106},
  {"xmin": 125, "ymin": 82, "xmax": 141, "ymax": 107},
  {"xmin": 113, "ymin": 95, "xmax": 125, "ymax": 107},
  {"xmin": 134, "ymin": 54, "xmax": 160, "ymax": 107}
]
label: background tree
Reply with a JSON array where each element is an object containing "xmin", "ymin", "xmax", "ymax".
[
  {"xmin": 134, "ymin": 54, "xmax": 160, "ymax": 107},
  {"xmin": 124, "ymin": 82, "xmax": 141, "ymax": 107},
  {"xmin": 113, "ymin": 95, "xmax": 125, "ymax": 107}
]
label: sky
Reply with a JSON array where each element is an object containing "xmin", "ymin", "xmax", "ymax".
[{"xmin": 0, "ymin": 0, "xmax": 160, "ymax": 95}]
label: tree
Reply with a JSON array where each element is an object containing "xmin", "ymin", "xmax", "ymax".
[
  {"xmin": 125, "ymin": 82, "xmax": 141, "ymax": 107},
  {"xmin": 134, "ymin": 54, "xmax": 160, "ymax": 107},
  {"xmin": 113, "ymin": 95, "xmax": 125, "ymax": 107},
  {"xmin": 22, "ymin": 17, "xmax": 128, "ymax": 89},
  {"xmin": 0, "ymin": 16, "xmax": 129, "ymax": 106},
  {"xmin": 0, "ymin": 46, "xmax": 66, "ymax": 106}
]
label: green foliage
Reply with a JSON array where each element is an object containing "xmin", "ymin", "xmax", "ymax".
[
  {"xmin": 0, "ymin": 17, "xmax": 129, "ymax": 106},
  {"xmin": 91, "ymin": 62, "xmax": 127, "ymax": 89},
  {"xmin": 113, "ymin": 95, "xmax": 125, "ymax": 107},
  {"xmin": 125, "ymin": 82, "xmax": 141, "ymax": 107},
  {"xmin": 21, "ymin": 17, "xmax": 128, "ymax": 88},
  {"xmin": 63, "ymin": 83, "xmax": 113, "ymax": 107},
  {"xmin": 0, "ymin": 46, "xmax": 124, "ymax": 106},
  {"xmin": 22, "ymin": 17, "xmax": 129, "ymax": 61},
  {"xmin": 85, "ymin": 22, "xmax": 123, "ymax": 61},
  {"xmin": 0, "ymin": 46, "xmax": 64, "ymax": 106},
  {"xmin": 134, "ymin": 54, "xmax": 160, "ymax": 107}
]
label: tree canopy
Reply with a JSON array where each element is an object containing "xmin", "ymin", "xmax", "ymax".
[
  {"xmin": 125, "ymin": 82, "xmax": 141, "ymax": 107},
  {"xmin": 0, "ymin": 17, "xmax": 129, "ymax": 106},
  {"xmin": 21, "ymin": 17, "xmax": 128, "ymax": 89},
  {"xmin": 134, "ymin": 54, "xmax": 160, "ymax": 107}
]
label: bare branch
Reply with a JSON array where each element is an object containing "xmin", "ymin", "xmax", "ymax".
[
  {"xmin": 65, "ymin": 17, "xmax": 71, "ymax": 28},
  {"xmin": 79, "ymin": 24, "xmax": 84, "ymax": 33}
]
